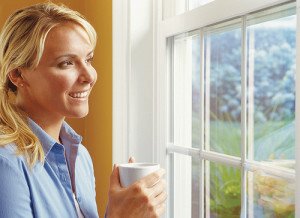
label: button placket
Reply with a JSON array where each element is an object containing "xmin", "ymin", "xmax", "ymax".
[{"xmin": 54, "ymin": 145, "xmax": 71, "ymax": 186}]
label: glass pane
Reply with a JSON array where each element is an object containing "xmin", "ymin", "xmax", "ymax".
[
  {"xmin": 247, "ymin": 170, "xmax": 295, "ymax": 217},
  {"xmin": 247, "ymin": 5, "xmax": 296, "ymax": 167},
  {"xmin": 173, "ymin": 32, "xmax": 201, "ymax": 148},
  {"xmin": 206, "ymin": 161, "xmax": 241, "ymax": 217},
  {"xmin": 205, "ymin": 19, "xmax": 242, "ymax": 156},
  {"xmin": 172, "ymin": 153, "xmax": 201, "ymax": 218}
]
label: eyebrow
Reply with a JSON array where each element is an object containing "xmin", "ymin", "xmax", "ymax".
[{"xmin": 54, "ymin": 50, "xmax": 94, "ymax": 60}]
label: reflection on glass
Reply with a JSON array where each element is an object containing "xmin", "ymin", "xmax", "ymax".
[
  {"xmin": 206, "ymin": 161, "xmax": 241, "ymax": 218},
  {"xmin": 248, "ymin": 170, "xmax": 295, "ymax": 217},
  {"xmin": 247, "ymin": 12, "xmax": 296, "ymax": 166},
  {"xmin": 192, "ymin": 35, "xmax": 201, "ymax": 149},
  {"xmin": 205, "ymin": 20, "xmax": 242, "ymax": 156},
  {"xmin": 172, "ymin": 153, "xmax": 201, "ymax": 218},
  {"xmin": 173, "ymin": 32, "xmax": 200, "ymax": 148}
]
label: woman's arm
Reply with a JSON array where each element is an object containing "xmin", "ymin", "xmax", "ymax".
[{"xmin": 0, "ymin": 155, "xmax": 33, "ymax": 217}]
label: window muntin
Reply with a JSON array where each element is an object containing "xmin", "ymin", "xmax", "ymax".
[{"xmin": 168, "ymin": 2, "xmax": 296, "ymax": 217}]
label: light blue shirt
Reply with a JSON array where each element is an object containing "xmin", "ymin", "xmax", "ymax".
[{"xmin": 0, "ymin": 119, "xmax": 99, "ymax": 218}]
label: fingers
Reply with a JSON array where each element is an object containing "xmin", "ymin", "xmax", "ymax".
[
  {"xmin": 109, "ymin": 164, "xmax": 121, "ymax": 190},
  {"xmin": 154, "ymin": 202, "xmax": 166, "ymax": 217},
  {"xmin": 147, "ymin": 190, "xmax": 167, "ymax": 217},
  {"xmin": 128, "ymin": 157, "xmax": 135, "ymax": 163},
  {"xmin": 152, "ymin": 189, "xmax": 167, "ymax": 207},
  {"xmin": 140, "ymin": 168, "xmax": 165, "ymax": 188},
  {"xmin": 150, "ymin": 179, "xmax": 166, "ymax": 199}
]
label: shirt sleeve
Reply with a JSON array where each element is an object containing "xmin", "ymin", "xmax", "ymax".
[{"xmin": 0, "ymin": 155, "xmax": 33, "ymax": 217}]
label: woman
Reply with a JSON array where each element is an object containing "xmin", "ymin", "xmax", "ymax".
[{"xmin": 0, "ymin": 2, "xmax": 166, "ymax": 218}]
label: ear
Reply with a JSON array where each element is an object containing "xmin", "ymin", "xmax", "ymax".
[{"xmin": 8, "ymin": 69, "xmax": 25, "ymax": 88}]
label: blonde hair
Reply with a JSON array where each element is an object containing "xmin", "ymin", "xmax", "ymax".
[{"xmin": 0, "ymin": 2, "xmax": 97, "ymax": 167}]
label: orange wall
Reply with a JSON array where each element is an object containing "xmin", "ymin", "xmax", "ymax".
[
  {"xmin": 80, "ymin": 0, "xmax": 113, "ymax": 216},
  {"xmin": 0, "ymin": 1, "xmax": 112, "ymax": 216}
]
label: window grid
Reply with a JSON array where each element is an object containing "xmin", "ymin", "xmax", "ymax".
[
  {"xmin": 167, "ymin": 2, "xmax": 296, "ymax": 217},
  {"xmin": 241, "ymin": 15, "xmax": 248, "ymax": 218}
]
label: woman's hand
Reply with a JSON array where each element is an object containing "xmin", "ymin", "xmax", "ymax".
[{"xmin": 106, "ymin": 160, "xmax": 167, "ymax": 218}]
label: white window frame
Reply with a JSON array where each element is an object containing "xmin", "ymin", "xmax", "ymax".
[{"xmin": 113, "ymin": 0, "xmax": 300, "ymax": 217}]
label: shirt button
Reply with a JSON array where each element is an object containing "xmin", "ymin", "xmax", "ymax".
[{"xmin": 77, "ymin": 196, "xmax": 81, "ymax": 202}]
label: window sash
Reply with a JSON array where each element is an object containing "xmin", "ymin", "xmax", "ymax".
[
  {"xmin": 160, "ymin": 0, "xmax": 293, "ymax": 38},
  {"xmin": 163, "ymin": 1, "xmax": 297, "ymax": 217}
]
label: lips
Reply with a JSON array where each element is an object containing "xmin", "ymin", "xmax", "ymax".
[{"xmin": 69, "ymin": 90, "xmax": 89, "ymax": 98}]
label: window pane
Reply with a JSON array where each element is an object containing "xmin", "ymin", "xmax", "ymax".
[
  {"xmin": 247, "ymin": 5, "xmax": 296, "ymax": 167},
  {"xmin": 247, "ymin": 170, "xmax": 295, "ymax": 217},
  {"xmin": 171, "ymin": 153, "xmax": 201, "ymax": 218},
  {"xmin": 205, "ymin": 161, "xmax": 241, "ymax": 217},
  {"xmin": 246, "ymin": 4, "xmax": 296, "ymax": 217},
  {"xmin": 205, "ymin": 19, "xmax": 242, "ymax": 156},
  {"xmin": 173, "ymin": 32, "xmax": 201, "ymax": 148}
]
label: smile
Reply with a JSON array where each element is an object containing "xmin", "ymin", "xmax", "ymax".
[{"xmin": 69, "ymin": 90, "xmax": 89, "ymax": 98}]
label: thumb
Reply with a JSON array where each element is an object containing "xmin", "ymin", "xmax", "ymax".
[{"xmin": 109, "ymin": 164, "xmax": 121, "ymax": 189}]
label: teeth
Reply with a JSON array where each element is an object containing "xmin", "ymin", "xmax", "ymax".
[{"xmin": 69, "ymin": 91, "xmax": 88, "ymax": 98}]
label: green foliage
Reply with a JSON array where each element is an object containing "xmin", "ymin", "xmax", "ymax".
[
  {"xmin": 190, "ymin": 13, "xmax": 296, "ymax": 218},
  {"xmin": 208, "ymin": 122, "xmax": 241, "ymax": 217},
  {"xmin": 209, "ymin": 162, "xmax": 241, "ymax": 218}
]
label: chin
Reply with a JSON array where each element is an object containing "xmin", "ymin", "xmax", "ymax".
[{"xmin": 68, "ymin": 108, "xmax": 89, "ymax": 118}]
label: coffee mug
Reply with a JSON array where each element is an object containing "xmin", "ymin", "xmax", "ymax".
[{"xmin": 118, "ymin": 163, "xmax": 160, "ymax": 187}]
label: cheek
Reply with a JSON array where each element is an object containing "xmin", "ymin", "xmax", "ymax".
[
  {"xmin": 48, "ymin": 75, "xmax": 76, "ymax": 93},
  {"xmin": 44, "ymin": 77, "xmax": 76, "ymax": 97},
  {"xmin": 92, "ymin": 69, "xmax": 98, "ymax": 84}
]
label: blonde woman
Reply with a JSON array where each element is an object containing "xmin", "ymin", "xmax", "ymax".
[{"xmin": 0, "ymin": 2, "xmax": 166, "ymax": 218}]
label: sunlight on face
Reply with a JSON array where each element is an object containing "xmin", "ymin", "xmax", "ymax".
[{"xmin": 18, "ymin": 22, "xmax": 97, "ymax": 121}]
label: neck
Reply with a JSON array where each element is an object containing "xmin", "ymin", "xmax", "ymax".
[
  {"xmin": 16, "ymin": 100, "xmax": 64, "ymax": 143},
  {"xmin": 31, "ymin": 117, "xmax": 64, "ymax": 143}
]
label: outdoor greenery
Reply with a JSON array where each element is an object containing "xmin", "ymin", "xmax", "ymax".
[{"xmin": 191, "ymin": 15, "xmax": 295, "ymax": 218}]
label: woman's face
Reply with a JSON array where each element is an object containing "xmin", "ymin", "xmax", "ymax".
[{"xmin": 18, "ymin": 22, "xmax": 97, "ymax": 120}]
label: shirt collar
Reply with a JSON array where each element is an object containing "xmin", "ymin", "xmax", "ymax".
[{"xmin": 28, "ymin": 118, "xmax": 82, "ymax": 157}]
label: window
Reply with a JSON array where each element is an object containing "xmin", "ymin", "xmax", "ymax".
[
  {"xmin": 165, "ymin": 1, "xmax": 296, "ymax": 218},
  {"xmin": 113, "ymin": 0, "xmax": 299, "ymax": 217}
]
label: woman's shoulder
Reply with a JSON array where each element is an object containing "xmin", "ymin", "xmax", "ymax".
[
  {"xmin": 0, "ymin": 143, "xmax": 27, "ymax": 171},
  {"xmin": 77, "ymin": 144, "xmax": 94, "ymax": 169},
  {"xmin": 78, "ymin": 144, "xmax": 92, "ymax": 160}
]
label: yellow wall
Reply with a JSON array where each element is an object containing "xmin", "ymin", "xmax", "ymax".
[{"xmin": 0, "ymin": 1, "xmax": 112, "ymax": 216}]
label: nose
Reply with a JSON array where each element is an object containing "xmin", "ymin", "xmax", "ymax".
[{"xmin": 78, "ymin": 64, "xmax": 97, "ymax": 85}]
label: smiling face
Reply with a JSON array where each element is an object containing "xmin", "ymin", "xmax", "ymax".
[{"xmin": 17, "ymin": 22, "xmax": 97, "ymax": 122}]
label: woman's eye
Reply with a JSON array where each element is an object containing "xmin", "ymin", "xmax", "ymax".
[
  {"xmin": 86, "ymin": 56, "xmax": 94, "ymax": 64},
  {"xmin": 58, "ymin": 60, "xmax": 74, "ymax": 68}
]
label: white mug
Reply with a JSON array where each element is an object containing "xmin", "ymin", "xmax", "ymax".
[{"xmin": 118, "ymin": 163, "xmax": 160, "ymax": 187}]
